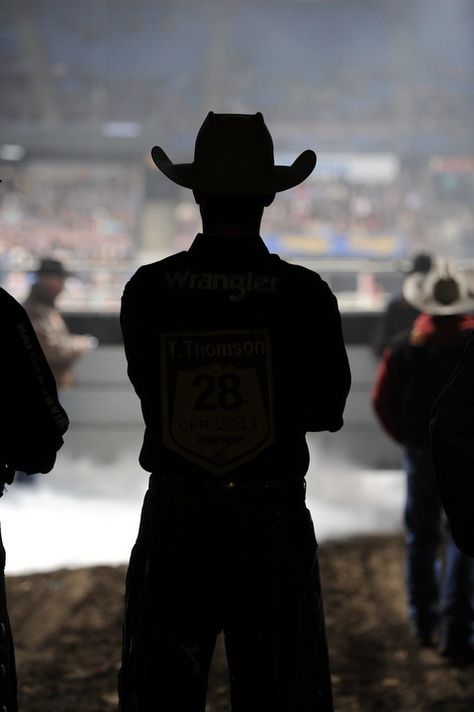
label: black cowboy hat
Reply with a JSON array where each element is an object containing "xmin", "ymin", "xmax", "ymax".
[
  {"xmin": 151, "ymin": 112, "xmax": 317, "ymax": 195},
  {"xmin": 403, "ymin": 252, "xmax": 433, "ymax": 275},
  {"xmin": 35, "ymin": 257, "xmax": 72, "ymax": 278}
]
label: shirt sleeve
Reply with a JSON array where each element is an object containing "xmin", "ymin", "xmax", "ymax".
[
  {"xmin": 120, "ymin": 268, "xmax": 153, "ymax": 398},
  {"xmin": 300, "ymin": 279, "xmax": 351, "ymax": 432},
  {"xmin": 27, "ymin": 305, "xmax": 88, "ymax": 368},
  {"xmin": 371, "ymin": 346, "xmax": 405, "ymax": 445}
]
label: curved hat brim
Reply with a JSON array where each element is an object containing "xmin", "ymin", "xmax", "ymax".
[
  {"xmin": 34, "ymin": 268, "xmax": 73, "ymax": 278},
  {"xmin": 403, "ymin": 272, "xmax": 474, "ymax": 315},
  {"xmin": 151, "ymin": 146, "xmax": 316, "ymax": 194}
]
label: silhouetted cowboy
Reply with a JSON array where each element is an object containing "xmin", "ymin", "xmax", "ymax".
[
  {"xmin": 0, "ymin": 286, "xmax": 68, "ymax": 711},
  {"xmin": 372, "ymin": 260, "xmax": 474, "ymax": 662},
  {"xmin": 118, "ymin": 112, "xmax": 350, "ymax": 711}
]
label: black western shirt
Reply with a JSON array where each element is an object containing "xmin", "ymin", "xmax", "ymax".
[{"xmin": 120, "ymin": 234, "xmax": 351, "ymax": 483}]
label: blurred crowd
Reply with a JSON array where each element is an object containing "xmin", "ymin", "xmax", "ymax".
[
  {"xmin": 1, "ymin": 157, "xmax": 473, "ymax": 309},
  {"xmin": 0, "ymin": 163, "xmax": 139, "ymax": 269},
  {"xmin": 1, "ymin": 1, "xmax": 473, "ymax": 155},
  {"xmin": 174, "ymin": 164, "xmax": 474, "ymax": 261}
]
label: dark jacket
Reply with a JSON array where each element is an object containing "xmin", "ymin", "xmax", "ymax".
[
  {"xmin": 431, "ymin": 331, "xmax": 474, "ymax": 556},
  {"xmin": 120, "ymin": 234, "xmax": 351, "ymax": 482},
  {"xmin": 372, "ymin": 313, "xmax": 474, "ymax": 447},
  {"xmin": 372, "ymin": 294, "xmax": 421, "ymax": 358},
  {"xmin": 0, "ymin": 287, "xmax": 69, "ymax": 485}
]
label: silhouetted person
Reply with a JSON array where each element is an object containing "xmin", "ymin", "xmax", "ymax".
[
  {"xmin": 0, "ymin": 286, "xmax": 69, "ymax": 711},
  {"xmin": 372, "ymin": 260, "xmax": 474, "ymax": 662},
  {"xmin": 23, "ymin": 257, "xmax": 97, "ymax": 390},
  {"xmin": 431, "ymin": 332, "xmax": 474, "ymax": 558},
  {"xmin": 372, "ymin": 252, "xmax": 433, "ymax": 358},
  {"xmin": 118, "ymin": 112, "xmax": 351, "ymax": 711}
]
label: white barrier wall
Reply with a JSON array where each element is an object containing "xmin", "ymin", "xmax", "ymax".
[
  {"xmin": 60, "ymin": 345, "xmax": 402, "ymax": 469},
  {"xmin": 316, "ymin": 346, "xmax": 402, "ymax": 469}
]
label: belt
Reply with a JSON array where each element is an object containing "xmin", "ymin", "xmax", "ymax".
[{"xmin": 149, "ymin": 473, "xmax": 306, "ymax": 495}]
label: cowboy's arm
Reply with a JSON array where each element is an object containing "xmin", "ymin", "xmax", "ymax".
[
  {"xmin": 372, "ymin": 346, "xmax": 405, "ymax": 444},
  {"xmin": 372, "ymin": 298, "xmax": 396, "ymax": 358},
  {"xmin": 27, "ymin": 305, "xmax": 92, "ymax": 368},
  {"xmin": 120, "ymin": 268, "xmax": 151, "ymax": 398},
  {"xmin": 1, "ymin": 296, "xmax": 68, "ymax": 481},
  {"xmin": 303, "ymin": 283, "xmax": 351, "ymax": 432}
]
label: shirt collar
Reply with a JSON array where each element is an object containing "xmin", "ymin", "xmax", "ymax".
[{"xmin": 188, "ymin": 233, "xmax": 270, "ymax": 261}]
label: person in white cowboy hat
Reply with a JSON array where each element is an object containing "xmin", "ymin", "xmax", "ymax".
[
  {"xmin": 372, "ymin": 258, "xmax": 474, "ymax": 662},
  {"xmin": 118, "ymin": 113, "xmax": 351, "ymax": 711}
]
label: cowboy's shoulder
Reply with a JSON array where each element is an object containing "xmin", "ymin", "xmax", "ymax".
[
  {"xmin": 0, "ymin": 286, "xmax": 25, "ymax": 322},
  {"xmin": 123, "ymin": 252, "xmax": 188, "ymax": 291},
  {"xmin": 0, "ymin": 285, "xmax": 19, "ymax": 308},
  {"xmin": 274, "ymin": 256, "xmax": 336, "ymax": 300},
  {"xmin": 389, "ymin": 328, "xmax": 413, "ymax": 353},
  {"xmin": 0, "ymin": 287, "xmax": 31, "ymax": 347}
]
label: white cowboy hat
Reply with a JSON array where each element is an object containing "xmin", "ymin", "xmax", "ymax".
[
  {"xmin": 403, "ymin": 258, "xmax": 474, "ymax": 315},
  {"xmin": 151, "ymin": 112, "xmax": 317, "ymax": 195}
]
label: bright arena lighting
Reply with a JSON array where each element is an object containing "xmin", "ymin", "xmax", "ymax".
[{"xmin": 0, "ymin": 144, "xmax": 25, "ymax": 161}]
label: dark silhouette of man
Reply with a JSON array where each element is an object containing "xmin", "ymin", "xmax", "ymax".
[
  {"xmin": 372, "ymin": 260, "xmax": 474, "ymax": 662},
  {"xmin": 118, "ymin": 112, "xmax": 351, "ymax": 711},
  {"xmin": 0, "ymin": 285, "xmax": 69, "ymax": 711},
  {"xmin": 372, "ymin": 252, "xmax": 433, "ymax": 358},
  {"xmin": 431, "ymin": 333, "xmax": 474, "ymax": 558}
]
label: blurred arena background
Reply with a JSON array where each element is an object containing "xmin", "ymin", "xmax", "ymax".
[{"xmin": 1, "ymin": 0, "xmax": 473, "ymax": 571}]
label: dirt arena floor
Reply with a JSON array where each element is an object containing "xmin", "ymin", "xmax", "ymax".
[{"xmin": 7, "ymin": 534, "xmax": 474, "ymax": 712}]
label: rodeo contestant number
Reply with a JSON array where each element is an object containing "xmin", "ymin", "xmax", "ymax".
[
  {"xmin": 193, "ymin": 372, "xmax": 245, "ymax": 410},
  {"xmin": 161, "ymin": 329, "xmax": 274, "ymax": 474}
]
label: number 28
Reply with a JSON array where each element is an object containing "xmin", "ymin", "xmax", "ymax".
[{"xmin": 193, "ymin": 373, "xmax": 244, "ymax": 410}]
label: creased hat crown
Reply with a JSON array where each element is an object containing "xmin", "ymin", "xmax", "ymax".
[
  {"xmin": 194, "ymin": 112, "xmax": 274, "ymax": 180},
  {"xmin": 403, "ymin": 258, "xmax": 474, "ymax": 315},
  {"xmin": 36, "ymin": 257, "xmax": 70, "ymax": 277}
]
